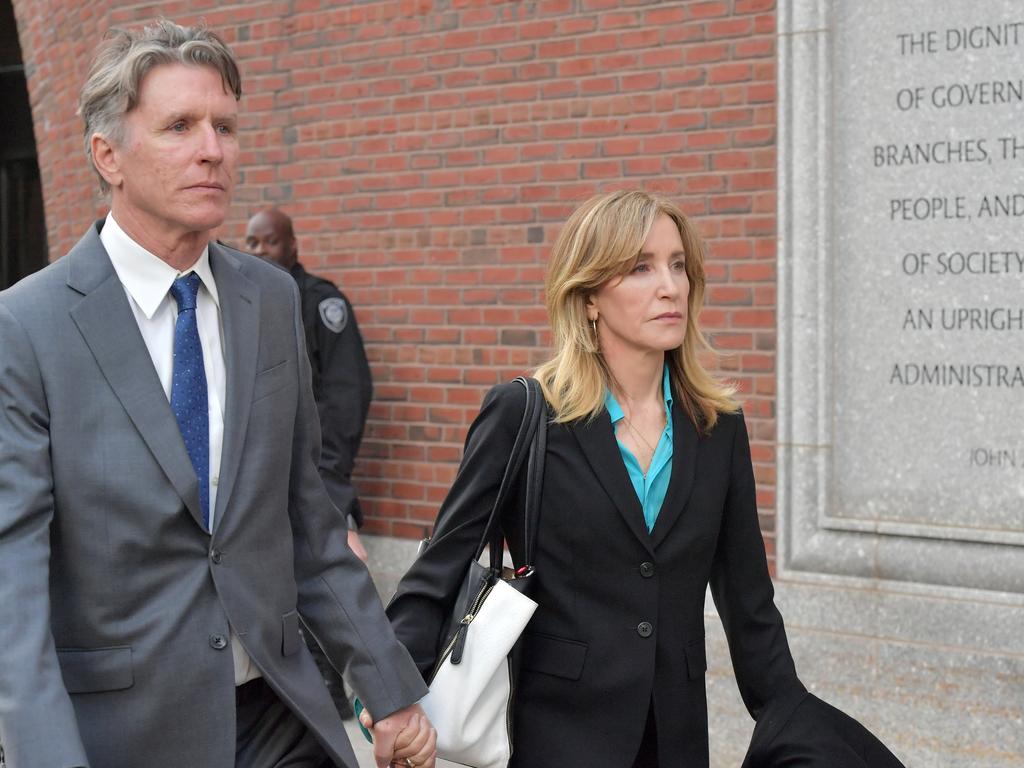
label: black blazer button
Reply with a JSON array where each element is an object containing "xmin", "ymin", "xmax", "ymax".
[
  {"xmin": 209, "ymin": 633, "xmax": 228, "ymax": 650},
  {"xmin": 640, "ymin": 562, "xmax": 655, "ymax": 578},
  {"xmin": 211, "ymin": 548, "xmax": 223, "ymax": 564},
  {"xmin": 636, "ymin": 621, "xmax": 653, "ymax": 638}
]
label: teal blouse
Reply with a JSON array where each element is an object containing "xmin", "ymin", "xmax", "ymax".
[{"xmin": 604, "ymin": 366, "xmax": 674, "ymax": 533}]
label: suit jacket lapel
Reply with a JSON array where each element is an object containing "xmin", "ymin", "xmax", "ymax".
[
  {"xmin": 570, "ymin": 413, "xmax": 655, "ymax": 556},
  {"xmin": 209, "ymin": 243, "xmax": 260, "ymax": 533},
  {"xmin": 649, "ymin": 402, "xmax": 699, "ymax": 549},
  {"xmin": 66, "ymin": 227, "xmax": 205, "ymax": 528}
]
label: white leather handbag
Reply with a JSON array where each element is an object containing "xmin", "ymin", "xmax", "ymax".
[{"xmin": 418, "ymin": 377, "xmax": 547, "ymax": 768}]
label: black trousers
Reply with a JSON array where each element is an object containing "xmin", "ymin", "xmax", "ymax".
[{"xmin": 235, "ymin": 678, "xmax": 336, "ymax": 768}]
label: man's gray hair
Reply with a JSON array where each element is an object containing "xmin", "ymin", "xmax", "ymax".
[{"xmin": 78, "ymin": 18, "xmax": 242, "ymax": 193}]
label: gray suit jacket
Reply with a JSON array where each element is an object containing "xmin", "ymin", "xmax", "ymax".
[{"xmin": 0, "ymin": 223, "xmax": 427, "ymax": 768}]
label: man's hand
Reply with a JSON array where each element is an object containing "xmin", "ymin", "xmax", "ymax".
[
  {"xmin": 347, "ymin": 528, "xmax": 369, "ymax": 562},
  {"xmin": 359, "ymin": 703, "xmax": 437, "ymax": 768}
]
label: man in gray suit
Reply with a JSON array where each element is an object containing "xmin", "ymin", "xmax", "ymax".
[{"xmin": 0, "ymin": 20, "xmax": 435, "ymax": 768}]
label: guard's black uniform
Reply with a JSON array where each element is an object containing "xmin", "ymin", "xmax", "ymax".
[{"xmin": 291, "ymin": 262, "xmax": 372, "ymax": 526}]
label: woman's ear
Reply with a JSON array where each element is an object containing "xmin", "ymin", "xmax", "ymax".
[{"xmin": 585, "ymin": 295, "xmax": 598, "ymax": 322}]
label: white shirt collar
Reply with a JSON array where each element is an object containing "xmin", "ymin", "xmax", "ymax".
[{"xmin": 101, "ymin": 213, "xmax": 220, "ymax": 319}]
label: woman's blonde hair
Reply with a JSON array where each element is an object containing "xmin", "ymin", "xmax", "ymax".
[{"xmin": 535, "ymin": 190, "xmax": 738, "ymax": 433}]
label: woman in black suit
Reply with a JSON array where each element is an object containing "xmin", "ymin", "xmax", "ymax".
[{"xmin": 386, "ymin": 191, "xmax": 903, "ymax": 768}]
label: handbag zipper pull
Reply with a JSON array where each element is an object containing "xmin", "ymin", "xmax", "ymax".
[
  {"xmin": 451, "ymin": 571, "xmax": 493, "ymax": 665},
  {"xmin": 451, "ymin": 618, "xmax": 471, "ymax": 664}
]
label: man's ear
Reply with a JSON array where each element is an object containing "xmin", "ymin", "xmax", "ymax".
[{"xmin": 90, "ymin": 133, "xmax": 123, "ymax": 190}]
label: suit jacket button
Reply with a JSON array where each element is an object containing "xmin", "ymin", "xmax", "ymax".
[
  {"xmin": 640, "ymin": 562, "xmax": 655, "ymax": 578},
  {"xmin": 637, "ymin": 621, "xmax": 653, "ymax": 638},
  {"xmin": 211, "ymin": 548, "xmax": 223, "ymax": 564},
  {"xmin": 209, "ymin": 634, "xmax": 228, "ymax": 650}
]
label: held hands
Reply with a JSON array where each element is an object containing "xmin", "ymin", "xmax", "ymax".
[{"xmin": 359, "ymin": 702, "xmax": 437, "ymax": 768}]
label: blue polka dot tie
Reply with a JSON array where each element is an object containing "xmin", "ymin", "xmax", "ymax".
[{"xmin": 169, "ymin": 273, "xmax": 210, "ymax": 529}]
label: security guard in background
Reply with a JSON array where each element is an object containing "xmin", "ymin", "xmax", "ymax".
[
  {"xmin": 245, "ymin": 207, "xmax": 372, "ymax": 717},
  {"xmin": 245, "ymin": 207, "xmax": 372, "ymax": 554}
]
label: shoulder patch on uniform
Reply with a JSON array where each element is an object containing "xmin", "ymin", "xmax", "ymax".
[{"xmin": 318, "ymin": 297, "xmax": 348, "ymax": 333}]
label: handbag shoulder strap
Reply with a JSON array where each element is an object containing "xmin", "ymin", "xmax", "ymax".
[
  {"xmin": 475, "ymin": 376, "xmax": 543, "ymax": 563},
  {"xmin": 520, "ymin": 377, "xmax": 547, "ymax": 569}
]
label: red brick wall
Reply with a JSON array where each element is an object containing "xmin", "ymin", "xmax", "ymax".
[{"xmin": 12, "ymin": 0, "xmax": 779, "ymax": 564}]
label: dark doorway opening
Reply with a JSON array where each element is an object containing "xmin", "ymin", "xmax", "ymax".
[{"xmin": 1, "ymin": 0, "xmax": 47, "ymax": 290}]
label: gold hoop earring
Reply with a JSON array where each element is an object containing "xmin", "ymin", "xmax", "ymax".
[{"xmin": 590, "ymin": 318, "xmax": 597, "ymax": 335}]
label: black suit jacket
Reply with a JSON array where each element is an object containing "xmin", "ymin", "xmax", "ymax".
[{"xmin": 388, "ymin": 381, "xmax": 806, "ymax": 768}]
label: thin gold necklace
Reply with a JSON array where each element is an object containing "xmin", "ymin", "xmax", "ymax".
[
  {"xmin": 609, "ymin": 373, "xmax": 663, "ymax": 472},
  {"xmin": 622, "ymin": 414, "xmax": 659, "ymax": 456},
  {"xmin": 620, "ymin": 412, "xmax": 663, "ymax": 478}
]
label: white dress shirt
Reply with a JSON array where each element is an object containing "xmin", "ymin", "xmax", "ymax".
[{"xmin": 101, "ymin": 213, "xmax": 260, "ymax": 685}]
